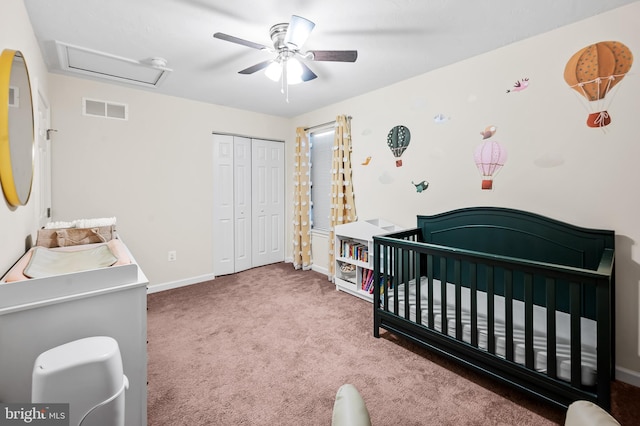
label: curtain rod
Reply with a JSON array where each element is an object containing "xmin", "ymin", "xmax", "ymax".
[
  {"xmin": 304, "ymin": 121, "xmax": 334, "ymax": 132},
  {"xmin": 211, "ymin": 131, "xmax": 284, "ymax": 143},
  {"xmin": 304, "ymin": 116, "xmax": 351, "ymax": 132}
]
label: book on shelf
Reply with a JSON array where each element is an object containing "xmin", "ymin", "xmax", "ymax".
[
  {"xmin": 361, "ymin": 268, "xmax": 370, "ymax": 291},
  {"xmin": 339, "ymin": 239, "xmax": 369, "ymax": 262},
  {"xmin": 361, "ymin": 268, "xmax": 375, "ymax": 293}
]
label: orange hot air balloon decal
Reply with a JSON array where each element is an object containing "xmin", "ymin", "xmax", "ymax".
[{"xmin": 564, "ymin": 41, "xmax": 633, "ymax": 128}]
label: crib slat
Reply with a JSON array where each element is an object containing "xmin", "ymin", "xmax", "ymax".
[
  {"xmin": 393, "ymin": 247, "xmax": 400, "ymax": 315},
  {"xmin": 596, "ymin": 280, "xmax": 612, "ymax": 410},
  {"xmin": 524, "ymin": 274, "xmax": 534, "ymax": 369},
  {"xmin": 440, "ymin": 257, "xmax": 448, "ymax": 335},
  {"xmin": 415, "ymin": 250, "xmax": 422, "ymax": 325},
  {"xmin": 570, "ymin": 281, "xmax": 581, "ymax": 388},
  {"xmin": 470, "ymin": 263, "xmax": 478, "ymax": 347},
  {"xmin": 381, "ymin": 245, "xmax": 389, "ymax": 311},
  {"xmin": 487, "ymin": 266, "xmax": 495, "ymax": 355},
  {"xmin": 504, "ymin": 270, "xmax": 514, "ymax": 362},
  {"xmin": 403, "ymin": 248, "xmax": 410, "ymax": 320},
  {"xmin": 454, "ymin": 260, "xmax": 462, "ymax": 340},
  {"xmin": 546, "ymin": 278, "xmax": 557, "ymax": 379},
  {"xmin": 384, "ymin": 245, "xmax": 391, "ymax": 311},
  {"xmin": 427, "ymin": 255, "xmax": 434, "ymax": 329}
]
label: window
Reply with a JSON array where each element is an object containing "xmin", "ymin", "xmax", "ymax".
[{"xmin": 309, "ymin": 127, "xmax": 334, "ymax": 232}]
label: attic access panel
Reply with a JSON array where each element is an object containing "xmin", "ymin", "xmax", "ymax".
[{"xmin": 55, "ymin": 41, "xmax": 171, "ymax": 88}]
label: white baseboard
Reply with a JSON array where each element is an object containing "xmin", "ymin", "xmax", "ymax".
[
  {"xmin": 147, "ymin": 273, "xmax": 215, "ymax": 294},
  {"xmin": 147, "ymin": 260, "xmax": 330, "ymax": 294},
  {"xmin": 311, "ymin": 264, "xmax": 329, "ymax": 277},
  {"xmin": 284, "ymin": 257, "xmax": 330, "ymax": 278},
  {"xmin": 616, "ymin": 366, "xmax": 640, "ymax": 387}
]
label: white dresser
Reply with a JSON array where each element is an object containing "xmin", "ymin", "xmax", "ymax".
[{"xmin": 0, "ymin": 241, "xmax": 148, "ymax": 425}]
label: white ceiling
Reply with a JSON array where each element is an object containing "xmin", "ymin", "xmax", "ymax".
[{"xmin": 24, "ymin": 0, "xmax": 636, "ymax": 118}]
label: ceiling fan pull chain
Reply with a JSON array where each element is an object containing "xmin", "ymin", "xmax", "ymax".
[
  {"xmin": 283, "ymin": 59, "xmax": 290, "ymax": 102},
  {"xmin": 281, "ymin": 58, "xmax": 286, "ymax": 95}
]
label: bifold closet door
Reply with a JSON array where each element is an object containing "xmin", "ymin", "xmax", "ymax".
[
  {"xmin": 212, "ymin": 135, "xmax": 252, "ymax": 275},
  {"xmin": 233, "ymin": 138, "xmax": 253, "ymax": 272},
  {"xmin": 251, "ymin": 139, "xmax": 284, "ymax": 267}
]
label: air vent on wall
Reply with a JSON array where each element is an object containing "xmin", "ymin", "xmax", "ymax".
[
  {"xmin": 55, "ymin": 41, "xmax": 172, "ymax": 88},
  {"xmin": 83, "ymin": 98, "xmax": 128, "ymax": 120}
]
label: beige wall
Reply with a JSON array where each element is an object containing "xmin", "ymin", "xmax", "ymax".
[
  {"xmin": 47, "ymin": 75, "xmax": 290, "ymax": 287},
  {"xmin": 0, "ymin": 0, "xmax": 49, "ymax": 273},
  {"xmin": 291, "ymin": 2, "xmax": 640, "ymax": 380}
]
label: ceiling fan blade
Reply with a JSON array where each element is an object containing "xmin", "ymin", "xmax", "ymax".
[
  {"xmin": 300, "ymin": 62, "xmax": 317, "ymax": 82},
  {"xmin": 213, "ymin": 32, "xmax": 269, "ymax": 51},
  {"xmin": 309, "ymin": 50, "xmax": 358, "ymax": 62},
  {"xmin": 284, "ymin": 15, "xmax": 315, "ymax": 49},
  {"xmin": 239, "ymin": 60, "xmax": 273, "ymax": 75}
]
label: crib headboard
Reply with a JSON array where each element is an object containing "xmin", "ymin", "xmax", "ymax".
[{"xmin": 417, "ymin": 207, "xmax": 614, "ymax": 271}]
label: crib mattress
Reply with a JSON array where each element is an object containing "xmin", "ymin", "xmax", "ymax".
[{"xmin": 384, "ymin": 277, "xmax": 598, "ymax": 386}]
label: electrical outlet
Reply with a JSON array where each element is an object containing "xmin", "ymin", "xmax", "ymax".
[{"xmin": 168, "ymin": 251, "xmax": 177, "ymax": 261}]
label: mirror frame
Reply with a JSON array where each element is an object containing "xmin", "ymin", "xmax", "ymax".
[{"xmin": 0, "ymin": 49, "xmax": 35, "ymax": 207}]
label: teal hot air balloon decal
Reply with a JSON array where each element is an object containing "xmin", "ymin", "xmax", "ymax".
[{"xmin": 387, "ymin": 125, "xmax": 411, "ymax": 167}]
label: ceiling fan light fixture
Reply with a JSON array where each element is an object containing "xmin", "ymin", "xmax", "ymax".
[
  {"xmin": 265, "ymin": 61, "xmax": 282, "ymax": 82},
  {"xmin": 264, "ymin": 58, "xmax": 304, "ymax": 85},
  {"xmin": 285, "ymin": 58, "xmax": 304, "ymax": 85},
  {"xmin": 284, "ymin": 15, "xmax": 315, "ymax": 49}
]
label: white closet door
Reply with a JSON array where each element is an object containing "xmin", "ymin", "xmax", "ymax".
[
  {"xmin": 251, "ymin": 139, "xmax": 284, "ymax": 267},
  {"xmin": 233, "ymin": 137, "xmax": 252, "ymax": 272},
  {"xmin": 212, "ymin": 135, "xmax": 235, "ymax": 275},
  {"xmin": 214, "ymin": 135, "xmax": 284, "ymax": 275}
]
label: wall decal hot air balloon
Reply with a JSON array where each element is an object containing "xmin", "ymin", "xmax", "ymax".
[
  {"xmin": 386, "ymin": 125, "xmax": 411, "ymax": 167},
  {"xmin": 564, "ymin": 41, "xmax": 633, "ymax": 128},
  {"xmin": 474, "ymin": 140, "xmax": 507, "ymax": 190}
]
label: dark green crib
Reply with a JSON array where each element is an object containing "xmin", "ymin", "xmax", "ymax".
[{"xmin": 373, "ymin": 207, "xmax": 615, "ymax": 410}]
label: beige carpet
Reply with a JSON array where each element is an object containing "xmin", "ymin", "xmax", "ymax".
[{"xmin": 147, "ymin": 262, "xmax": 638, "ymax": 425}]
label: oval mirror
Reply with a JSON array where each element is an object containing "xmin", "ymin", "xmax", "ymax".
[{"xmin": 0, "ymin": 49, "xmax": 35, "ymax": 207}]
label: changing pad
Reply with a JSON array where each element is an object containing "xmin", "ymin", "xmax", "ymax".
[
  {"xmin": 2, "ymin": 239, "xmax": 132, "ymax": 283},
  {"xmin": 24, "ymin": 245, "xmax": 118, "ymax": 278}
]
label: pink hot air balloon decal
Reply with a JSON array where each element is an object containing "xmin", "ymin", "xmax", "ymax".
[{"xmin": 474, "ymin": 140, "xmax": 507, "ymax": 190}]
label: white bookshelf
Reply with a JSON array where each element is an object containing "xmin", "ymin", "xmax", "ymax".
[{"xmin": 334, "ymin": 219, "xmax": 402, "ymax": 302}]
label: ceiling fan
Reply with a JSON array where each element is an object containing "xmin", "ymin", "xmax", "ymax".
[{"xmin": 213, "ymin": 15, "xmax": 357, "ymax": 93}]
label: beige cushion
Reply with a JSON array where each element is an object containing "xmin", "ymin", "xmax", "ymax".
[
  {"xmin": 565, "ymin": 400, "xmax": 620, "ymax": 426},
  {"xmin": 331, "ymin": 384, "xmax": 372, "ymax": 426}
]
